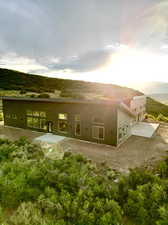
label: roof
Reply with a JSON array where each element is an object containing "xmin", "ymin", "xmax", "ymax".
[{"xmin": 1, "ymin": 96, "xmax": 127, "ymax": 106}]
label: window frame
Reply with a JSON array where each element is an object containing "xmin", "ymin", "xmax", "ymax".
[
  {"xmin": 26, "ymin": 110, "xmax": 47, "ymax": 130},
  {"xmin": 58, "ymin": 113, "xmax": 68, "ymax": 120},
  {"xmin": 58, "ymin": 113, "xmax": 68, "ymax": 133},
  {"xmin": 75, "ymin": 121, "xmax": 81, "ymax": 136},
  {"xmin": 92, "ymin": 125, "xmax": 105, "ymax": 140}
]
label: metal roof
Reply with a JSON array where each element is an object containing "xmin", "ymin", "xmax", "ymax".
[{"xmin": 1, "ymin": 96, "xmax": 125, "ymax": 105}]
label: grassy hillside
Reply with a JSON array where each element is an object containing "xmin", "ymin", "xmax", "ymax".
[
  {"xmin": 0, "ymin": 137, "xmax": 167, "ymax": 225},
  {"xmin": 0, "ymin": 68, "xmax": 142, "ymax": 99},
  {"xmin": 146, "ymin": 97, "xmax": 168, "ymax": 117}
]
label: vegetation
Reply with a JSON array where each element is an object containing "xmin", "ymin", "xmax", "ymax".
[
  {"xmin": 0, "ymin": 68, "xmax": 141, "ymax": 99},
  {"xmin": 147, "ymin": 113, "xmax": 168, "ymax": 123},
  {"xmin": 146, "ymin": 97, "xmax": 168, "ymax": 117},
  {"xmin": 0, "ymin": 112, "xmax": 3, "ymax": 121},
  {"xmin": 0, "ymin": 137, "xmax": 167, "ymax": 224},
  {"xmin": 38, "ymin": 93, "xmax": 50, "ymax": 98}
]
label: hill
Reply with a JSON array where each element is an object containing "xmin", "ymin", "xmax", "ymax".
[
  {"xmin": 127, "ymin": 82, "xmax": 168, "ymax": 95},
  {"xmin": 0, "ymin": 68, "xmax": 141, "ymax": 99},
  {"xmin": 148, "ymin": 93, "xmax": 168, "ymax": 105},
  {"xmin": 146, "ymin": 97, "xmax": 168, "ymax": 117}
]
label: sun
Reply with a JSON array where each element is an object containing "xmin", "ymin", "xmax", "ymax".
[{"xmin": 91, "ymin": 47, "xmax": 168, "ymax": 86}]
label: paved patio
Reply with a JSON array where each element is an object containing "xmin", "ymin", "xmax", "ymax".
[
  {"xmin": 131, "ymin": 122, "xmax": 160, "ymax": 138},
  {"xmin": 34, "ymin": 133, "xmax": 65, "ymax": 144}
]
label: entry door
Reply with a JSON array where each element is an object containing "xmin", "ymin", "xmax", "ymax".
[{"xmin": 47, "ymin": 121, "xmax": 53, "ymax": 133}]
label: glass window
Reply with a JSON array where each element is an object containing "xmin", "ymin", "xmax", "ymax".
[
  {"xmin": 75, "ymin": 114, "xmax": 80, "ymax": 121},
  {"xmin": 12, "ymin": 114, "xmax": 17, "ymax": 120},
  {"xmin": 75, "ymin": 121, "xmax": 81, "ymax": 136},
  {"xmin": 58, "ymin": 120, "xmax": 68, "ymax": 133},
  {"xmin": 26, "ymin": 110, "xmax": 46, "ymax": 130},
  {"xmin": 40, "ymin": 111, "xmax": 46, "ymax": 117},
  {"xmin": 27, "ymin": 110, "xmax": 32, "ymax": 116},
  {"xmin": 92, "ymin": 126, "xmax": 104, "ymax": 140},
  {"xmin": 99, "ymin": 127, "xmax": 104, "ymax": 139},
  {"xmin": 33, "ymin": 111, "xmax": 40, "ymax": 117},
  {"xmin": 33, "ymin": 117, "xmax": 39, "ymax": 128},
  {"xmin": 40, "ymin": 119, "xmax": 47, "ymax": 130},
  {"xmin": 27, "ymin": 117, "xmax": 33, "ymax": 128},
  {"xmin": 58, "ymin": 113, "xmax": 67, "ymax": 120}
]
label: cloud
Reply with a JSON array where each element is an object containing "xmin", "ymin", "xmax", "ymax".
[
  {"xmin": 47, "ymin": 47, "xmax": 116, "ymax": 72},
  {"xmin": 0, "ymin": 0, "xmax": 122, "ymax": 60}
]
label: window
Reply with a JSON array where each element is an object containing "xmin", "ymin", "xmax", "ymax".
[
  {"xmin": 5, "ymin": 114, "xmax": 17, "ymax": 120},
  {"xmin": 26, "ymin": 110, "xmax": 47, "ymax": 130},
  {"xmin": 5, "ymin": 114, "xmax": 11, "ymax": 119},
  {"xmin": 92, "ymin": 126, "xmax": 105, "ymax": 140},
  {"xmin": 58, "ymin": 113, "xmax": 67, "ymax": 120},
  {"xmin": 58, "ymin": 113, "xmax": 68, "ymax": 133},
  {"xmin": 75, "ymin": 114, "xmax": 80, "ymax": 121}
]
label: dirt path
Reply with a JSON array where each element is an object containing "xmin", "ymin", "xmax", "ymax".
[
  {"xmin": 0, "ymin": 125, "xmax": 43, "ymax": 142},
  {"xmin": 61, "ymin": 125, "xmax": 168, "ymax": 172},
  {"xmin": 0, "ymin": 124, "xmax": 168, "ymax": 172}
]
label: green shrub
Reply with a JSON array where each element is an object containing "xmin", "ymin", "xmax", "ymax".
[
  {"xmin": 38, "ymin": 93, "xmax": 50, "ymax": 98},
  {"xmin": 0, "ymin": 138, "xmax": 168, "ymax": 224},
  {"xmin": 0, "ymin": 113, "xmax": 3, "ymax": 121}
]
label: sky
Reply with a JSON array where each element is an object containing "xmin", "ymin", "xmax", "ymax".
[{"xmin": 1, "ymin": 0, "xmax": 168, "ymax": 85}]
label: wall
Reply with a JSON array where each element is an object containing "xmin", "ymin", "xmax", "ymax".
[
  {"xmin": 3, "ymin": 99, "xmax": 118, "ymax": 146},
  {"xmin": 117, "ymin": 108, "xmax": 132, "ymax": 146},
  {"xmin": 130, "ymin": 96, "xmax": 146, "ymax": 122}
]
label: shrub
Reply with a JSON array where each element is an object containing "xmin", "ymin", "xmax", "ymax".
[
  {"xmin": 19, "ymin": 90, "xmax": 27, "ymax": 94},
  {"xmin": 38, "ymin": 93, "xmax": 50, "ymax": 98},
  {"xmin": 0, "ymin": 113, "xmax": 3, "ymax": 121}
]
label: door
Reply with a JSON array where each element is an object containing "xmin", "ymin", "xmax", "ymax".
[{"xmin": 47, "ymin": 121, "xmax": 53, "ymax": 133}]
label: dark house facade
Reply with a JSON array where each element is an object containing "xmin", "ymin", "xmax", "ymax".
[{"xmin": 2, "ymin": 97, "xmax": 122, "ymax": 146}]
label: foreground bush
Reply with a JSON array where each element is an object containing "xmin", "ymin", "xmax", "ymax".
[{"xmin": 0, "ymin": 137, "xmax": 167, "ymax": 224}]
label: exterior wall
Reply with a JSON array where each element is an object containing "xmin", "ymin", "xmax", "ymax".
[
  {"xmin": 117, "ymin": 108, "xmax": 132, "ymax": 146},
  {"xmin": 130, "ymin": 96, "xmax": 146, "ymax": 123},
  {"xmin": 3, "ymin": 99, "xmax": 118, "ymax": 146}
]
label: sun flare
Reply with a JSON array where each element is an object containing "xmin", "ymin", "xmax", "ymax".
[{"xmin": 98, "ymin": 48, "xmax": 168, "ymax": 85}]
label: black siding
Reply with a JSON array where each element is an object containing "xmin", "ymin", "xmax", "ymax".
[{"xmin": 3, "ymin": 99, "xmax": 117, "ymax": 146}]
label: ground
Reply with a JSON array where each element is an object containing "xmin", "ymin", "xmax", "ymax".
[{"xmin": 0, "ymin": 122, "xmax": 168, "ymax": 172}]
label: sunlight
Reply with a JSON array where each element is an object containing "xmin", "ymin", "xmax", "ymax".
[{"xmin": 97, "ymin": 47, "xmax": 168, "ymax": 86}]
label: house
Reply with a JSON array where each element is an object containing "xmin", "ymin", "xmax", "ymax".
[{"xmin": 2, "ymin": 96, "xmax": 146, "ymax": 146}]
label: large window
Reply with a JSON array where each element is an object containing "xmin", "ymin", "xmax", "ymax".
[
  {"xmin": 26, "ymin": 110, "xmax": 47, "ymax": 130},
  {"xmin": 5, "ymin": 113, "xmax": 17, "ymax": 120},
  {"xmin": 92, "ymin": 115, "xmax": 105, "ymax": 140},
  {"xmin": 75, "ymin": 114, "xmax": 81, "ymax": 136},
  {"xmin": 58, "ymin": 113, "xmax": 68, "ymax": 133},
  {"xmin": 92, "ymin": 126, "xmax": 105, "ymax": 140}
]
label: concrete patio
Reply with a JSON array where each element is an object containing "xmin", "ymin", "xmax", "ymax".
[{"xmin": 131, "ymin": 122, "xmax": 160, "ymax": 138}]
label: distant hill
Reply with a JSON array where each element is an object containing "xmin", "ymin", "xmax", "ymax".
[
  {"xmin": 0, "ymin": 68, "xmax": 142, "ymax": 100},
  {"xmin": 146, "ymin": 97, "xmax": 168, "ymax": 117},
  {"xmin": 148, "ymin": 93, "xmax": 168, "ymax": 105},
  {"xmin": 127, "ymin": 82, "xmax": 168, "ymax": 95}
]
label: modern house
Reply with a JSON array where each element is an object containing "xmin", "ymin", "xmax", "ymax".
[{"xmin": 2, "ymin": 96, "xmax": 146, "ymax": 146}]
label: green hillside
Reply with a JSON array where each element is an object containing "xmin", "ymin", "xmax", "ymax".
[
  {"xmin": 146, "ymin": 97, "xmax": 168, "ymax": 117},
  {"xmin": 0, "ymin": 68, "xmax": 141, "ymax": 99}
]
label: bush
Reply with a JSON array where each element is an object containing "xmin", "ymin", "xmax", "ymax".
[
  {"xmin": 37, "ymin": 93, "xmax": 50, "ymax": 98},
  {"xmin": 0, "ymin": 113, "xmax": 3, "ymax": 121},
  {"xmin": 0, "ymin": 138, "xmax": 168, "ymax": 224},
  {"xmin": 19, "ymin": 90, "xmax": 27, "ymax": 94}
]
